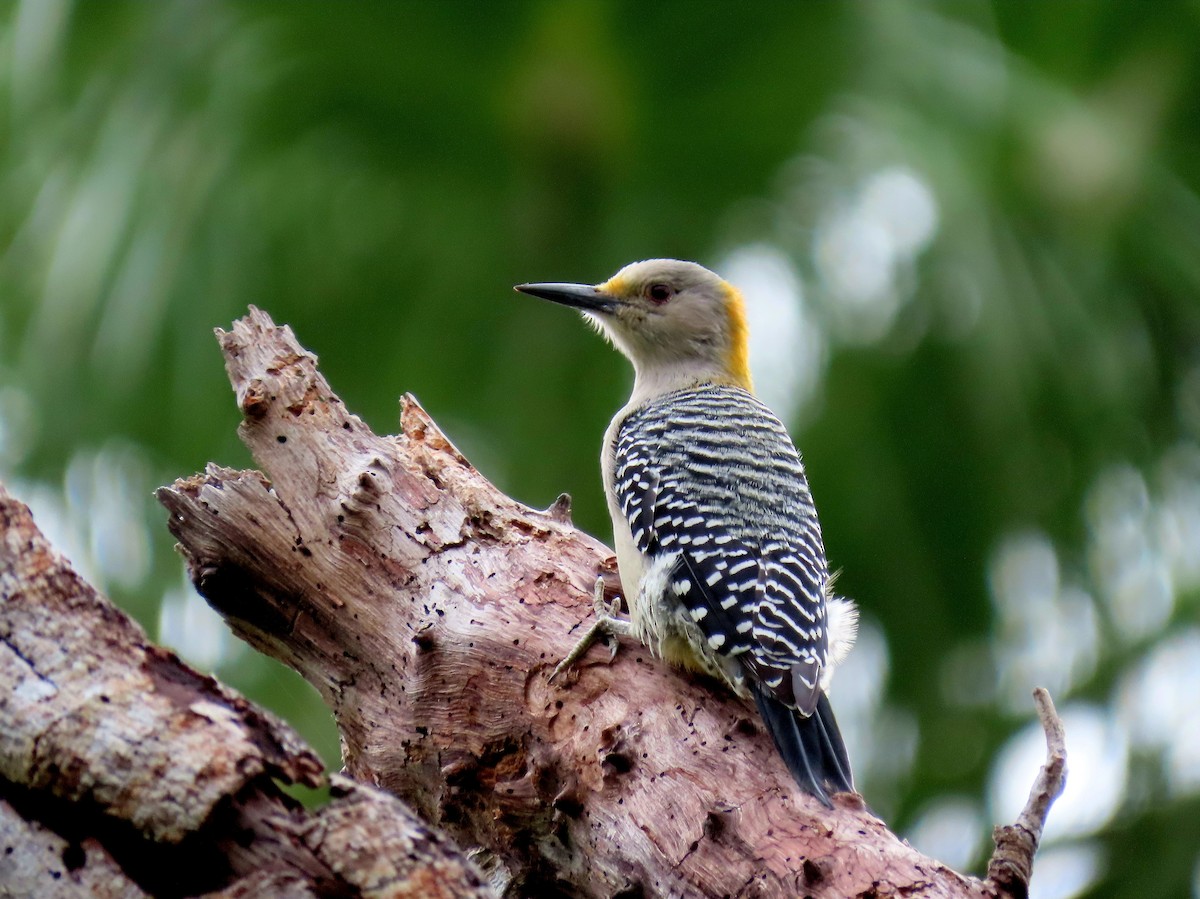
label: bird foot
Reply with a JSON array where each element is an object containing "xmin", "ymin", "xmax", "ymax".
[{"xmin": 549, "ymin": 576, "xmax": 631, "ymax": 683}]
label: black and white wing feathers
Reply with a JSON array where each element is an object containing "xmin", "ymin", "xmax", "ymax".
[{"xmin": 613, "ymin": 385, "xmax": 831, "ymax": 714}]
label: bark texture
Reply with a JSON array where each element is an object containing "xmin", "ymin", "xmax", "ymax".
[
  {"xmin": 0, "ymin": 484, "xmax": 491, "ymax": 898},
  {"xmin": 147, "ymin": 308, "xmax": 1059, "ymax": 898}
]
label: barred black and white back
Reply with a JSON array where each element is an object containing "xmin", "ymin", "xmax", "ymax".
[{"xmin": 608, "ymin": 384, "xmax": 857, "ymax": 803}]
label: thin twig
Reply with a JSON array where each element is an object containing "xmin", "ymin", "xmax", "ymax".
[{"xmin": 986, "ymin": 687, "xmax": 1068, "ymax": 899}]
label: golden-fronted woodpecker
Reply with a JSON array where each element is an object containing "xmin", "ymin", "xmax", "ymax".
[{"xmin": 516, "ymin": 259, "xmax": 858, "ymax": 806}]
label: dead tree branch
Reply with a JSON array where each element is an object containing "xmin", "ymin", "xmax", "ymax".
[
  {"xmin": 147, "ymin": 307, "xmax": 1067, "ymax": 898},
  {"xmin": 0, "ymin": 485, "xmax": 491, "ymax": 898},
  {"xmin": 986, "ymin": 688, "xmax": 1068, "ymax": 899}
]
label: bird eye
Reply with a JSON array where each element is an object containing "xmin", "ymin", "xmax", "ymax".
[{"xmin": 646, "ymin": 283, "xmax": 674, "ymax": 305}]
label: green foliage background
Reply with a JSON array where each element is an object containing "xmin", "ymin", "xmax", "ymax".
[{"xmin": 2, "ymin": 3, "xmax": 1199, "ymax": 897}]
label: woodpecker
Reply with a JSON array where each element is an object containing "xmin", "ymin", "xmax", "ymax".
[{"xmin": 515, "ymin": 259, "xmax": 858, "ymax": 806}]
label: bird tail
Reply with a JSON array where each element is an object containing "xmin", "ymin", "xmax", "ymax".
[{"xmin": 752, "ymin": 686, "xmax": 854, "ymax": 807}]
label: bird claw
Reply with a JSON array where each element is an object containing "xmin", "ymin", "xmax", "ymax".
[
  {"xmin": 592, "ymin": 575, "xmax": 623, "ymax": 618},
  {"xmin": 549, "ymin": 576, "xmax": 631, "ymax": 683}
]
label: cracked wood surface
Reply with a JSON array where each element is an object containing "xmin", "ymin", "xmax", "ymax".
[
  {"xmin": 0, "ymin": 484, "xmax": 492, "ymax": 898},
  {"xmin": 154, "ymin": 307, "xmax": 1039, "ymax": 899}
]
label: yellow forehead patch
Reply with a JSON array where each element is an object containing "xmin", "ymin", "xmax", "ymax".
[
  {"xmin": 597, "ymin": 274, "xmax": 630, "ymax": 297},
  {"xmin": 722, "ymin": 282, "xmax": 754, "ymax": 392}
]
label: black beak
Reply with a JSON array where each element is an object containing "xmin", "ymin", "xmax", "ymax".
[{"xmin": 513, "ymin": 281, "xmax": 619, "ymax": 314}]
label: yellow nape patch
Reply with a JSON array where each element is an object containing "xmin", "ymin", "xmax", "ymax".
[{"xmin": 722, "ymin": 283, "xmax": 754, "ymax": 392}]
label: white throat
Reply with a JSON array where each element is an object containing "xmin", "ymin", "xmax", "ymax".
[
  {"xmin": 588, "ymin": 311, "xmax": 735, "ymax": 407},
  {"xmin": 628, "ymin": 357, "xmax": 730, "ymax": 407}
]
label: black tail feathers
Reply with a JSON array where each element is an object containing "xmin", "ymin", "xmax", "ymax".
[{"xmin": 752, "ymin": 686, "xmax": 854, "ymax": 808}]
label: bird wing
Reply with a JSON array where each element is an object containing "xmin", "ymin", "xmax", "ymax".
[{"xmin": 612, "ymin": 386, "xmax": 830, "ymax": 714}]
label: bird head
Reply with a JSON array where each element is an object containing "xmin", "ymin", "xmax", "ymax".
[{"xmin": 515, "ymin": 259, "xmax": 753, "ymax": 393}]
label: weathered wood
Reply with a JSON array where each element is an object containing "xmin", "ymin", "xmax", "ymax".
[
  {"xmin": 154, "ymin": 307, "xmax": 1058, "ymax": 898},
  {"xmin": 0, "ymin": 484, "xmax": 492, "ymax": 898}
]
